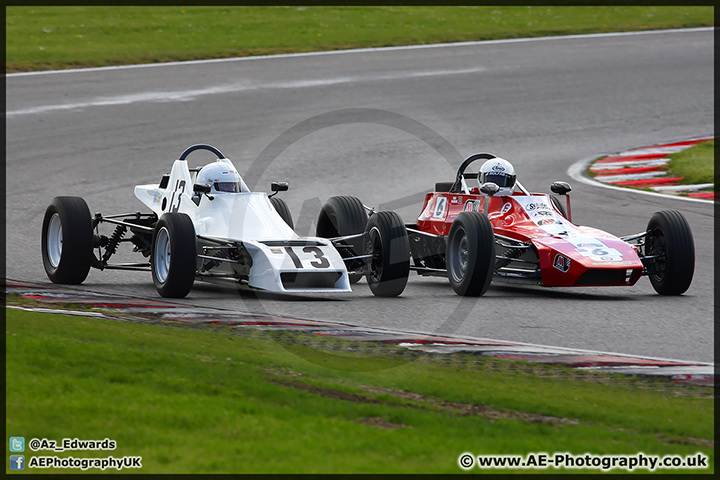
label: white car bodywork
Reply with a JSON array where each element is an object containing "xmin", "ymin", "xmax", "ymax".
[{"xmin": 135, "ymin": 158, "xmax": 351, "ymax": 293}]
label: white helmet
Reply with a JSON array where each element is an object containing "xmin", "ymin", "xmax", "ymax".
[
  {"xmin": 478, "ymin": 157, "xmax": 516, "ymax": 196},
  {"xmin": 196, "ymin": 161, "xmax": 246, "ymax": 193}
]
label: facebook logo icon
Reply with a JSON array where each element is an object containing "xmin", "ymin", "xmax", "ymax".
[{"xmin": 10, "ymin": 455, "xmax": 25, "ymax": 470}]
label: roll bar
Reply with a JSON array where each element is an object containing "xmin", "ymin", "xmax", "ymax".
[
  {"xmin": 449, "ymin": 153, "xmax": 497, "ymax": 193},
  {"xmin": 178, "ymin": 144, "xmax": 226, "ymax": 160}
]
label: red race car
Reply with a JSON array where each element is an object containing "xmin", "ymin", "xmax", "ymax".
[{"xmin": 405, "ymin": 153, "xmax": 695, "ymax": 296}]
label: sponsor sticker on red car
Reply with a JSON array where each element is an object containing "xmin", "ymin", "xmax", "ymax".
[{"xmin": 553, "ymin": 254, "xmax": 571, "ymax": 272}]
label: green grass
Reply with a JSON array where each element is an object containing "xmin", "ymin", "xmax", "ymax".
[
  {"xmin": 6, "ymin": 6, "xmax": 714, "ymax": 72},
  {"xmin": 6, "ymin": 307, "xmax": 714, "ymax": 474},
  {"xmin": 666, "ymin": 140, "xmax": 715, "ymax": 187}
]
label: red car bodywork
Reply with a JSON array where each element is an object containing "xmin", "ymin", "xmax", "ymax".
[{"xmin": 414, "ymin": 190, "xmax": 644, "ymax": 288}]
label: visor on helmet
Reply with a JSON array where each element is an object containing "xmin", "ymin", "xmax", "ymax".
[
  {"xmin": 481, "ymin": 172, "xmax": 516, "ymax": 188},
  {"xmin": 214, "ymin": 182, "xmax": 242, "ymax": 193}
]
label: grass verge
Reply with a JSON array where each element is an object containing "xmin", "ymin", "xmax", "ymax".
[
  {"xmin": 5, "ymin": 306, "xmax": 714, "ymax": 474},
  {"xmin": 666, "ymin": 140, "xmax": 714, "ymax": 188},
  {"xmin": 6, "ymin": 6, "xmax": 714, "ymax": 72}
]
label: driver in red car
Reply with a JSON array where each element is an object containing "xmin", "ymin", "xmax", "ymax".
[{"xmin": 478, "ymin": 158, "xmax": 517, "ymax": 196}]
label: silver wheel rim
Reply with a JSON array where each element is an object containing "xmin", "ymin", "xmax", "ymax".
[
  {"xmin": 154, "ymin": 227, "xmax": 171, "ymax": 284},
  {"xmin": 47, "ymin": 213, "xmax": 63, "ymax": 268},
  {"xmin": 449, "ymin": 227, "xmax": 469, "ymax": 282}
]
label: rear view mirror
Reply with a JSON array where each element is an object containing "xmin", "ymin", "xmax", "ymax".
[
  {"xmin": 193, "ymin": 183, "xmax": 211, "ymax": 194},
  {"xmin": 550, "ymin": 181, "xmax": 572, "ymax": 195},
  {"xmin": 480, "ymin": 182, "xmax": 500, "ymax": 196}
]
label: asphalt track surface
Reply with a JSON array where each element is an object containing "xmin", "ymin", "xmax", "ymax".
[{"xmin": 7, "ymin": 28, "xmax": 714, "ymax": 363}]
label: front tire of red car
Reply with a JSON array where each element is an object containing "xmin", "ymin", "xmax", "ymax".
[
  {"xmin": 644, "ymin": 210, "xmax": 694, "ymax": 295},
  {"xmin": 447, "ymin": 211, "xmax": 495, "ymax": 296},
  {"xmin": 550, "ymin": 195, "xmax": 568, "ymax": 219}
]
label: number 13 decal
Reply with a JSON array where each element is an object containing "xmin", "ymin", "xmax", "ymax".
[
  {"xmin": 284, "ymin": 246, "xmax": 330, "ymax": 268},
  {"xmin": 168, "ymin": 179, "xmax": 186, "ymax": 213}
]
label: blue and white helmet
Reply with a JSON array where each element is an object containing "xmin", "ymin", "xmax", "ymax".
[
  {"xmin": 197, "ymin": 161, "xmax": 246, "ymax": 193},
  {"xmin": 479, "ymin": 158, "xmax": 516, "ymax": 196}
]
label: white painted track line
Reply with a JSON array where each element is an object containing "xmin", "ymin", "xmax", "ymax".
[{"xmin": 7, "ymin": 27, "xmax": 714, "ymax": 78}]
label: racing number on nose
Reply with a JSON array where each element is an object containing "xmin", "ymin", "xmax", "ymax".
[{"xmin": 284, "ymin": 246, "xmax": 330, "ymax": 268}]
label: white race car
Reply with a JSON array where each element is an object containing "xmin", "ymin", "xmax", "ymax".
[{"xmin": 41, "ymin": 144, "xmax": 410, "ymax": 298}]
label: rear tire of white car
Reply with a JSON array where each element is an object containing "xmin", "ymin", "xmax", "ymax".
[
  {"xmin": 645, "ymin": 210, "xmax": 694, "ymax": 295},
  {"xmin": 447, "ymin": 211, "xmax": 495, "ymax": 296},
  {"xmin": 270, "ymin": 196, "xmax": 294, "ymax": 230},
  {"xmin": 41, "ymin": 196, "xmax": 94, "ymax": 284},
  {"xmin": 317, "ymin": 196, "xmax": 368, "ymax": 284},
  {"xmin": 364, "ymin": 211, "xmax": 410, "ymax": 297},
  {"xmin": 152, "ymin": 213, "xmax": 196, "ymax": 298}
]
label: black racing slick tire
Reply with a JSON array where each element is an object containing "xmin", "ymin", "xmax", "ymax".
[
  {"xmin": 317, "ymin": 196, "xmax": 368, "ymax": 284},
  {"xmin": 446, "ymin": 211, "xmax": 495, "ymax": 297},
  {"xmin": 364, "ymin": 211, "xmax": 410, "ymax": 297},
  {"xmin": 41, "ymin": 196, "xmax": 94, "ymax": 284},
  {"xmin": 644, "ymin": 210, "xmax": 694, "ymax": 295},
  {"xmin": 550, "ymin": 195, "xmax": 568, "ymax": 219},
  {"xmin": 151, "ymin": 213, "xmax": 197, "ymax": 298},
  {"xmin": 270, "ymin": 196, "xmax": 294, "ymax": 230},
  {"xmin": 435, "ymin": 182, "xmax": 454, "ymax": 192}
]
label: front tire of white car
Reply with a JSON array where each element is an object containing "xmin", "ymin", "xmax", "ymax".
[
  {"xmin": 270, "ymin": 196, "xmax": 294, "ymax": 230},
  {"xmin": 151, "ymin": 213, "xmax": 196, "ymax": 298},
  {"xmin": 41, "ymin": 196, "xmax": 94, "ymax": 284},
  {"xmin": 447, "ymin": 211, "xmax": 495, "ymax": 296},
  {"xmin": 364, "ymin": 211, "xmax": 410, "ymax": 297},
  {"xmin": 317, "ymin": 196, "xmax": 368, "ymax": 284}
]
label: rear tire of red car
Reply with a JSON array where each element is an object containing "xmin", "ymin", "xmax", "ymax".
[
  {"xmin": 270, "ymin": 196, "xmax": 294, "ymax": 230},
  {"xmin": 41, "ymin": 196, "xmax": 94, "ymax": 284},
  {"xmin": 447, "ymin": 211, "xmax": 495, "ymax": 296},
  {"xmin": 644, "ymin": 210, "xmax": 694, "ymax": 295},
  {"xmin": 364, "ymin": 211, "xmax": 410, "ymax": 297},
  {"xmin": 152, "ymin": 213, "xmax": 197, "ymax": 298},
  {"xmin": 317, "ymin": 196, "xmax": 368, "ymax": 284}
]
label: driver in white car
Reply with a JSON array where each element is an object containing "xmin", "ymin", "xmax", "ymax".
[{"xmin": 196, "ymin": 161, "xmax": 248, "ymax": 193}]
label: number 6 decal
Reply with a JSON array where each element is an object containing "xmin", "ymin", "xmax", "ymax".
[{"xmin": 284, "ymin": 246, "xmax": 330, "ymax": 269}]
